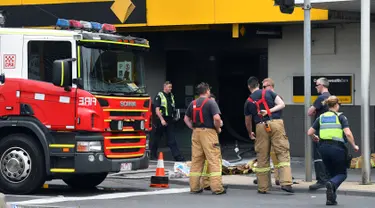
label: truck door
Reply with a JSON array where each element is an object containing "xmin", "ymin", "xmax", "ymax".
[{"xmin": 22, "ymin": 37, "xmax": 77, "ymax": 130}]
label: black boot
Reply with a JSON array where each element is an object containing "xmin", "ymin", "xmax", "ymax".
[
  {"xmin": 325, "ymin": 181, "xmax": 338, "ymax": 205},
  {"xmin": 309, "ymin": 181, "xmax": 326, "ymax": 190}
]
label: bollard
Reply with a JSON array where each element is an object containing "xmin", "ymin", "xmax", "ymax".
[{"xmin": 0, "ymin": 193, "xmax": 6, "ymax": 208}]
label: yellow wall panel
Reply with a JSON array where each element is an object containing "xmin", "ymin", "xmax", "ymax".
[
  {"xmin": 146, "ymin": 0, "xmax": 215, "ymax": 26},
  {"xmin": 214, "ymin": 0, "xmax": 328, "ymax": 23},
  {"xmin": 146, "ymin": 0, "xmax": 328, "ymax": 26},
  {"xmin": 0, "ymin": 0, "xmax": 22, "ymax": 6}
]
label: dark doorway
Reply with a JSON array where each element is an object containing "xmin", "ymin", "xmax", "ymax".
[{"xmin": 217, "ymin": 50, "xmax": 268, "ymax": 145}]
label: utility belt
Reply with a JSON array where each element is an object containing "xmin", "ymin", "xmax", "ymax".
[
  {"xmin": 320, "ymin": 139, "xmax": 352, "ymax": 169},
  {"xmin": 255, "ymin": 119, "xmax": 282, "ymax": 133},
  {"xmin": 192, "ymin": 123, "xmax": 213, "ymax": 129}
]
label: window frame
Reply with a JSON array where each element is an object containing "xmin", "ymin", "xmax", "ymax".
[{"xmin": 23, "ymin": 36, "xmax": 77, "ymax": 83}]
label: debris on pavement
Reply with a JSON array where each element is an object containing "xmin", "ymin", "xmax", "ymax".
[
  {"xmin": 169, "ymin": 159, "xmax": 258, "ymax": 178},
  {"xmin": 350, "ymin": 153, "xmax": 375, "ymax": 169}
]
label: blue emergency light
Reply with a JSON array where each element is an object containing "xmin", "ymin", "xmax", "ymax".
[
  {"xmin": 56, "ymin": 18, "xmax": 70, "ymax": 29},
  {"xmin": 90, "ymin": 22, "xmax": 102, "ymax": 32}
]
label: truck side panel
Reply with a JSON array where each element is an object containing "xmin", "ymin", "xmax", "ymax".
[{"xmin": 0, "ymin": 34, "xmax": 24, "ymax": 78}]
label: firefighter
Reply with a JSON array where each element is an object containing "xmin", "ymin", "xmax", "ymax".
[
  {"xmin": 201, "ymin": 93, "xmax": 222, "ymax": 191},
  {"xmin": 244, "ymin": 76, "xmax": 293, "ymax": 194},
  {"xmin": 184, "ymin": 83, "xmax": 227, "ymax": 195},
  {"xmin": 151, "ymin": 81, "xmax": 185, "ymax": 161},
  {"xmin": 253, "ymin": 78, "xmax": 285, "ymax": 185},
  {"xmin": 307, "ymin": 77, "xmax": 331, "ymax": 190},
  {"xmin": 307, "ymin": 96, "xmax": 359, "ymax": 205}
]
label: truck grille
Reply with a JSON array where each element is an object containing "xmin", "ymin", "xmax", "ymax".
[{"xmin": 104, "ymin": 134, "xmax": 146, "ymax": 159}]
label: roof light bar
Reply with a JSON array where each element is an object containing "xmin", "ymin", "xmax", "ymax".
[
  {"xmin": 69, "ymin": 20, "xmax": 82, "ymax": 29},
  {"xmin": 56, "ymin": 18, "xmax": 70, "ymax": 29},
  {"xmin": 56, "ymin": 18, "xmax": 83, "ymax": 30},
  {"xmin": 80, "ymin": 21, "xmax": 92, "ymax": 30},
  {"xmin": 90, "ymin": 22, "xmax": 102, "ymax": 32},
  {"xmin": 102, "ymin": 23, "xmax": 116, "ymax": 33}
]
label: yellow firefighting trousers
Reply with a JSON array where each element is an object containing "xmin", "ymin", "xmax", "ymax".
[
  {"xmin": 254, "ymin": 119, "xmax": 292, "ymax": 192},
  {"xmin": 201, "ymin": 160, "xmax": 210, "ymax": 188},
  {"xmin": 189, "ymin": 128, "xmax": 224, "ymax": 193},
  {"xmin": 270, "ymin": 147, "xmax": 280, "ymax": 181}
]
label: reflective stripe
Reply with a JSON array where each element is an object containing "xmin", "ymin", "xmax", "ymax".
[
  {"xmin": 275, "ymin": 162, "xmax": 290, "ymax": 168},
  {"xmin": 189, "ymin": 172, "xmax": 202, "ymax": 177},
  {"xmin": 330, "ymin": 137, "xmax": 345, "ymax": 143},
  {"xmin": 34, "ymin": 93, "xmax": 45, "ymax": 100},
  {"xmin": 202, "ymin": 160, "xmax": 209, "ymax": 176},
  {"xmin": 198, "ymin": 158, "xmax": 222, "ymax": 177},
  {"xmin": 252, "ymin": 166, "xmax": 271, "ymax": 173},
  {"xmin": 210, "ymin": 172, "xmax": 222, "ymax": 177},
  {"xmin": 59, "ymin": 96, "xmax": 70, "ymax": 104},
  {"xmin": 320, "ymin": 124, "xmax": 342, "ymax": 129}
]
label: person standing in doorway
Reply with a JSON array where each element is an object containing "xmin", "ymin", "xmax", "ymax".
[
  {"xmin": 151, "ymin": 81, "xmax": 185, "ymax": 161},
  {"xmin": 307, "ymin": 77, "xmax": 331, "ymax": 190},
  {"xmin": 244, "ymin": 76, "xmax": 293, "ymax": 194},
  {"xmin": 308, "ymin": 96, "xmax": 359, "ymax": 205},
  {"xmin": 184, "ymin": 83, "xmax": 227, "ymax": 195}
]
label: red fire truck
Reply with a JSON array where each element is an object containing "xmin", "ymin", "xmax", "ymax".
[{"xmin": 0, "ymin": 19, "xmax": 152, "ymax": 194}]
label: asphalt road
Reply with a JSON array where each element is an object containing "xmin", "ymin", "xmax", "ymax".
[{"xmin": 5, "ymin": 177, "xmax": 375, "ymax": 208}]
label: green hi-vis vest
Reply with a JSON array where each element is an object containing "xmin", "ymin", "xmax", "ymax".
[
  {"xmin": 319, "ymin": 111, "xmax": 345, "ymax": 143},
  {"xmin": 158, "ymin": 92, "xmax": 175, "ymax": 116}
]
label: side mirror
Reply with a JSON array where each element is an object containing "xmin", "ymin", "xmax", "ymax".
[
  {"xmin": 0, "ymin": 73, "xmax": 5, "ymax": 84},
  {"xmin": 52, "ymin": 60, "xmax": 72, "ymax": 88}
]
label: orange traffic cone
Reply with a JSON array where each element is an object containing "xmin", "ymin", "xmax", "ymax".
[{"xmin": 150, "ymin": 152, "xmax": 169, "ymax": 188}]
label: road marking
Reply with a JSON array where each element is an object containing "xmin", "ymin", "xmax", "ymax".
[
  {"xmin": 8, "ymin": 188, "xmax": 190, "ymax": 205},
  {"xmin": 5, "ymin": 194, "xmax": 52, "ymax": 199}
]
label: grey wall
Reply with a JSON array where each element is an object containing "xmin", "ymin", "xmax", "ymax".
[{"xmin": 144, "ymin": 50, "xmax": 166, "ymax": 99}]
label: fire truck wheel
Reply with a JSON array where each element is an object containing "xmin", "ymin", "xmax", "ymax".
[
  {"xmin": 0, "ymin": 133, "xmax": 46, "ymax": 194},
  {"xmin": 62, "ymin": 173, "xmax": 108, "ymax": 189}
]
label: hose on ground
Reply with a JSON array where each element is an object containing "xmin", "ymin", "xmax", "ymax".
[{"xmin": 221, "ymin": 115, "xmax": 252, "ymax": 144}]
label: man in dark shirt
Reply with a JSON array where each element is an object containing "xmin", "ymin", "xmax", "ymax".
[
  {"xmin": 184, "ymin": 82, "xmax": 226, "ymax": 195},
  {"xmin": 151, "ymin": 81, "xmax": 185, "ymax": 161},
  {"xmin": 307, "ymin": 77, "xmax": 331, "ymax": 190},
  {"xmin": 244, "ymin": 76, "xmax": 293, "ymax": 194}
]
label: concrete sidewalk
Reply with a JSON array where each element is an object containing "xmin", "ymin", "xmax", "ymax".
[
  {"xmin": 157, "ymin": 157, "xmax": 375, "ymax": 197},
  {"xmin": 169, "ymin": 175, "xmax": 375, "ymax": 197}
]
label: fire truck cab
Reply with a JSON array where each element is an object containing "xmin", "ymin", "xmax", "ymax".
[{"xmin": 0, "ymin": 19, "xmax": 152, "ymax": 194}]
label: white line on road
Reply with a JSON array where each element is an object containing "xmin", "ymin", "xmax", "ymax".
[
  {"xmin": 5, "ymin": 194, "xmax": 52, "ymax": 199},
  {"xmin": 8, "ymin": 188, "xmax": 190, "ymax": 206}
]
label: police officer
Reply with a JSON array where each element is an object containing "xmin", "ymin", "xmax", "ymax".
[
  {"xmin": 307, "ymin": 77, "xmax": 331, "ymax": 190},
  {"xmin": 244, "ymin": 76, "xmax": 293, "ymax": 194},
  {"xmin": 184, "ymin": 83, "xmax": 227, "ymax": 195},
  {"xmin": 308, "ymin": 96, "xmax": 359, "ymax": 205},
  {"xmin": 151, "ymin": 81, "xmax": 185, "ymax": 161}
]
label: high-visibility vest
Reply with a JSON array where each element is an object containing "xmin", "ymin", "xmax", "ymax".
[
  {"xmin": 158, "ymin": 92, "xmax": 175, "ymax": 116},
  {"xmin": 319, "ymin": 111, "xmax": 345, "ymax": 143}
]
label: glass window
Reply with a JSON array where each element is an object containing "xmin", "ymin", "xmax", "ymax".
[
  {"xmin": 27, "ymin": 41, "xmax": 72, "ymax": 82},
  {"xmin": 79, "ymin": 44, "xmax": 146, "ymax": 95}
]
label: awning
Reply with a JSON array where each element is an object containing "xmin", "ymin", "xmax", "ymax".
[
  {"xmin": 295, "ymin": 0, "xmax": 375, "ymax": 21},
  {"xmin": 295, "ymin": 0, "xmax": 375, "ymax": 13}
]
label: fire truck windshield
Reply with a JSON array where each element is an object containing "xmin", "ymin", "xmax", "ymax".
[{"xmin": 79, "ymin": 44, "xmax": 146, "ymax": 95}]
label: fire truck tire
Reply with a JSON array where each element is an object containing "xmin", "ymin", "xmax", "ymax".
[
  {"xmin": 63, "ymin": 173, "xmax": 108, "ymax": 189},
  {"xmin": 0, "ymin": 133, "xmax": 46, "ymax": 194}
]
